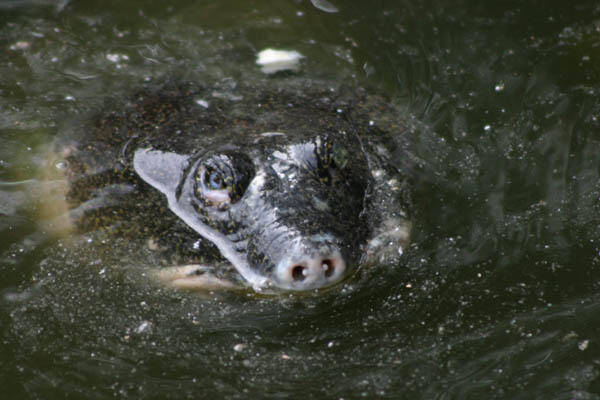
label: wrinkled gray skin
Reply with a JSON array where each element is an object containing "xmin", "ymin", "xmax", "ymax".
[{"xmin": 61, "ymin": 78, "xmax": 411, "ymax": 292}]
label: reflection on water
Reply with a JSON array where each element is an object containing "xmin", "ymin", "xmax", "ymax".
[{"xmin": 2, "ymin": 0, "xmax": 600, "ymax": 398}]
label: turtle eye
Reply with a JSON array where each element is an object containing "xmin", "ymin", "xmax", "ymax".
[
  {"xmin": 198, "ymin": 165, "xmax": 232, "ymax": 204},
  {"xmin": 194, "ymin": 153, "xmax": 254, "ymax": 206},
  {"xmin": 207, "ymin": 170, "xmax": 227, "ymax": 190}
]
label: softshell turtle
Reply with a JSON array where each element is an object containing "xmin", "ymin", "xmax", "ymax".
[{"xmin": 56, "ymin": 77, "xmax": 412, "ymax": 292}]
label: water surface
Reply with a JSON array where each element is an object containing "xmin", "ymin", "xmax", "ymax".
[{"xmin": 2, "ymin": 0, "xmax": 600, "ymax": 398}]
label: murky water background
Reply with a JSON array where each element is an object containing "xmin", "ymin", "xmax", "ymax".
[{"xmin": 2, "ymin": 0, "xmax": 600, "ymax": 398}]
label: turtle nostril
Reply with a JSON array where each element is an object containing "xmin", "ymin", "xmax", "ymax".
[
  {"xmin": 277, "ymin": 251, "xmax": 346, "ymax": 289},
  {"xmin": 292, "ymin": 265, "xmax": 306, "ymax": 281},
  {"xmin": 322, "ymin": 259, "xmax": 335, "ymax": 278}
]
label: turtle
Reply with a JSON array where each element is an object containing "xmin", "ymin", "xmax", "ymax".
[{"xmin": 54, "ymin": 76, "xmax": 412, "ymax": 292}]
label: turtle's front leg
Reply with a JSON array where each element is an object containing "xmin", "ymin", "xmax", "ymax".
[{"xmin": 152, "ymin": 264, "xmax": 237, "ymax": 290}]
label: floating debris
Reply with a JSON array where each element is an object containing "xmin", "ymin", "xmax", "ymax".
[
  {"xmin": 310, "ymin": 0, "xmax": 339, "ymax": 13},
  {"xmin": 256, "ymin": 48, "xmax": 303, "ymax": 74}
]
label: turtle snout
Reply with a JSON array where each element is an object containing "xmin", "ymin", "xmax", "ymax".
[{"xmin": 275, "ymin": 250, "xmax": 347, "ymax": 290}]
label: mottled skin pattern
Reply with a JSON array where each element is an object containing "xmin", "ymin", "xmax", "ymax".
[{"xmin": 60, "ymin": 78, "xmax": 412, "ymax": 291}]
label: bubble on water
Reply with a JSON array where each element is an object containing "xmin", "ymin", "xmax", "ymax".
[
  {"xmin": 242, "ymin": 359, "xmax": 253, "ymax": 367},
  {"xmin": 106, "ymin": 53, "xmax": 129, "ymax": 63},
  {"xmin": 233, "ymin": 343, "xmax": 247, "ymax": 352},
  {"xmin": 135, "ymin": 320, "xmax": 152, "ymax": 334},
  {"xmin": 54, "ymin": 159, "xmax": 68, "ymax": 170},
  {"xmin": 578, "ymin": 340, "xmax": 589, "ymax": 351},
  {"xmin": 483, "ymin": 124, "xmax": 491, "ymax": 132},
  {"xmin": 195, "ymin": 99, "xmax": 209, "ymax": 108}
]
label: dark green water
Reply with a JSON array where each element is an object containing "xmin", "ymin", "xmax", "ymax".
[{"xmin": 2, "ymin": 0, "xmax": 600, "ymax": 398}]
